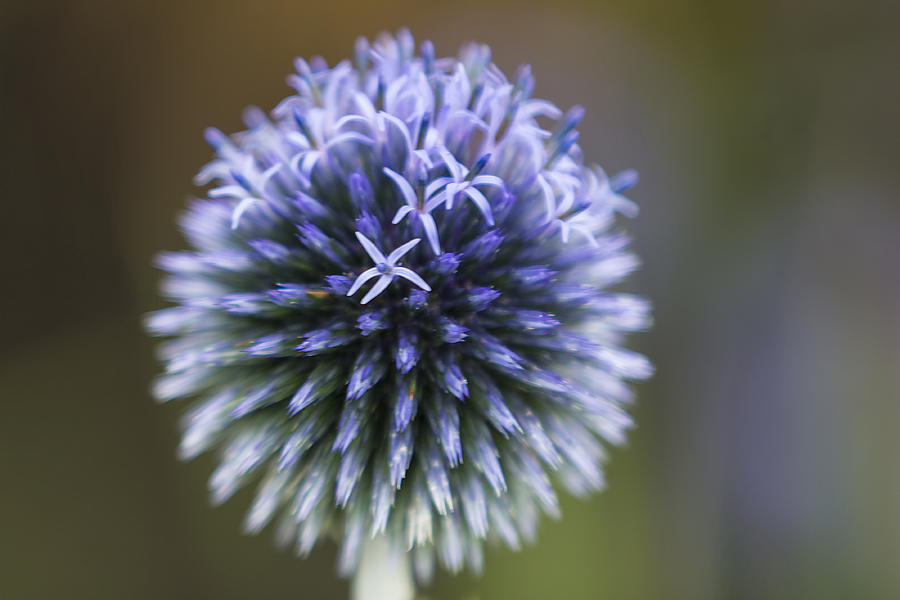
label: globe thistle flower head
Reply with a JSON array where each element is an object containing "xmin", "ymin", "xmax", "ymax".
[{"xmin": 147, "ymin": 29, "xmax": 652, "ymax": 581}]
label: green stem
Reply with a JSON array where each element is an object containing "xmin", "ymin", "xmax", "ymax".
[{"xmin": 351, "ymin": 536, "xmax": 414, "ymax": 600}]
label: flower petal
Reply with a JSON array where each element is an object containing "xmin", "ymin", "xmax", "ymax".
[
  {"xmin": 382, "ymin": 167, "xmax": 417, "ymax": 208},
  {"xmin": 346, "ymin": 267, "xmax": 380, "ymax": 297},
  {"xmin": 231, "ymin": 197, "xmax": 263, "ymax": 229},
  {"xmin": 437, "ymin": 146, "xmax": 466, "ymax": 180},
  {"xmin": 392, "ymin": 205, "xmax": 415, "ymax": 225},
  {"xmin": 419, "ymin": 213, "xmax": 441, "ymax": 255},
  {"xmin": 464, "ymin": 187, "xmax": 494, "ymax": 225},
  {"xmin": 334, "ymin": 114, "xmax": 370, "ymax": 131},
  {"xmin": 425, "ymin": 176, "xmax": 453, "ymax": 200},
  {"xmin": 424, "ymin": 193, "xmax": 446, "ymax": 213},
  {"xmin": 325, "ymin": 132, "xmax": 374, "ymax": 149},
  {"xmin": 209, "ymin": 185, "xmax": 247, "ymax": 199},
  {"xmin": 379, "ymin": 111, "xmax": 415, "ymax": 156},
  {"xmin": 537, "ymin": 174, "xmax": 556, "ymax": 221},
  {"xmin": 360, "ymin": 275, "xmax": 393, "ymax": 304},
  {"xmin": 354, "ymin": 231, "xmax": 386, "ymax": 263},
  {"xmin": 471, "ymin": 174, "xmax": 504, "ymax": 189},
  {"xmin": 393, "ymin": 267, "xmax": 431, "ymax": 292},
  {"xmin": 386, "ymin": 237, "xmax": 421, "ymax": 264}
]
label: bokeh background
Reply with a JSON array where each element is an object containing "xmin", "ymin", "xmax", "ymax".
[{"xmin": 2, "ymin": 0, "xmax": 899, "ymax": 598}]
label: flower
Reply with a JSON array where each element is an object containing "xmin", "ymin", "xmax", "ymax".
[
  {"xmin": 146, "ymin": 28, "xmax": 652, "ymax": 582},
  {"xmin": 426, "ymin": 148, "xmax": 504, "ymax": 225},
  {"xmin": 346, "ymin": 233, "xmax": 431, "ymax": 304},
  {"xmin": 383, "ymin": 166, "xmax": 445, "ymax": 255}
]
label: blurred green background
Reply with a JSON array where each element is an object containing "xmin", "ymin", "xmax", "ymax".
[{"xmin": 2, "ymin": 0, "xmax": 899, "ymax": 598}]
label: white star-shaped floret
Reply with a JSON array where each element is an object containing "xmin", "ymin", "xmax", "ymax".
[
  {"xmin": 208, "ymin": 161, "xmax": 282, "ymax": 230},
  {"xmin": 347, "ymin": 232, "xmax": 431, "ymax": 304},
  {"xmin": 426, "ymin": 147, "xmax": 504, "ymax": 225},
  {"xmin": 384, "ymin": 167, "xmax": 445, "ymax": 255}
]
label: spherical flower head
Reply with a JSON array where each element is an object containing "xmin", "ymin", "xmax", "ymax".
[{"xmin": 146, "ymin": 29, "xmax": 652, "ymax": 581}]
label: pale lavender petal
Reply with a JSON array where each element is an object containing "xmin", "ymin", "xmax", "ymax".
[
  {"xmin": 391, "ymin": 204, "xmax": 415, "ymax": 224},
  {"xmin": 352, "ymin": 91, "xmax": 377, "ymax": 119},
  {"xmin": 354, "ymin": 231, "xmax": 386, "ymax": 263},
  {"xmin": 464, "ymin": 187, "xmax": 494, "ymax": 225},
  {"xmin": 346, "ymin": 267, "xmax": 380, "ymax": 297},
  {"xmin": 209, "ymin": 185, "xmax": 247, "ymax": 199},
  {"xmin": 413, "ymin": 148, "xmax": 434, "ymax": 169},
  {"xmin": 419, "ymin": 213, "xmax": 441, "ymax": 254},
  {"xmin": 425, "ymin": 176, "xmax": 453, "ymax": 200},
  {"xmin": 437, "ymin": 146, "xmax": 466, "ymax": 180},
  {"xmin": 231, "ymin": 197, "xmax": 263, "ymax": 229},
  {"xmin": 386, "ymin": 237, "xmax": 421, "ymax": 264},
  {"xmin": 294, "ymin": 151, "xmax": 321, "ymax": 179},
  {"xmin": 379, "ymin": 111, "xmax": 414, "ymax": 155},
  {"xmin": 360, "ymin": 275, "xmax": 393, "ymax": 304},
  {"xmin": 260, "ymin": 164, "xmax": 281, "ymax": 186},
  {"xmin": 324, "ymin": 132, "xmax": 374, "ymax": 149},
  {"xmin": 423, "ymin": 193, "xmax": 445, "ymax": 213},
  {"xmin": 382, "ymin": 167, "xmax": 417, "ymax": 208},
  {"xmin": 334, "ymin": 114, "xmax": 370, "ymax": 131},
  {"xmin": 471, "ymin": 174, "xmax": 504, "ymax": 188},
  {"xmin": 558, "ymin": 220, "xmax": 571, "ymax": 243},
  {"xmin": 537, "ymin": 174, "xmax": 556, "ymax": 220},
  {"xmin": 393, "ymin": 267, "xmax": 431, "ymax": 292},
  {"xmin": 610, "ymin": 168, "xmax": 639, "ymax": 193},
  {"xmin": 519, "ymin": 98, "xmax": 562, "ymax": 120},
  {"xmin": 443, "ymin": 182, "xmax": 462, "ymax": 209}
]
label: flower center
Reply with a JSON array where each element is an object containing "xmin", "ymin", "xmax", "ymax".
[{"xmin": 376, "ymin": 263, "xmax": 392, "ymax": 275}]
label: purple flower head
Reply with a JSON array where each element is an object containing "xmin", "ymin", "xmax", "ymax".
[{"xmin": 146, "ymin": 29, "xmax": 651, "ymax": 582}]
